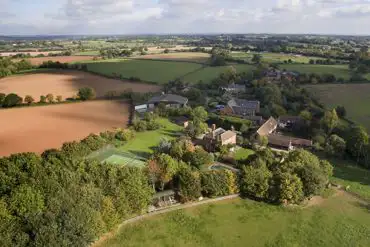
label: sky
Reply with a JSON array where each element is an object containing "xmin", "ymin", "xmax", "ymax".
[{"xmin": 0, "ymin": 0, "xmax": 370, "ymax": 35}]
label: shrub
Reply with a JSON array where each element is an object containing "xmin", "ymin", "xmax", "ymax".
[
  {"xmin": 115, "ymin": 129, "xmax": 135, "ymax": 142},
  {"xmin": 24, "ymin": 95, "xmax": 35, "ymax": 104},
  {"xmin": 183, "ymin": 147, "xmax": 214, "ymax": 169},
  {"xmin": 2, "ymin": 93, "xmax": 23, "ymax": 107},
  {"xmin": 46, "ymin": 93, "xmax": 54, "ymax": 103},
  {"xmin": 201, "ymin": 170, "xmax": 230, "ymax": 197},
  {"xmin": 240, "ymin": 163, "xmax": 272, "ymax": 200},
  {"xmin": 56, "ymin": 95, "xmax": 63, "ymax": 103},
  {"xmin": 39, "ymin": 95, "xmax": 47, "ymax": 103},
  {"xmin": 81, "ymin": 134, "xmax": 107, "ymax": 151},
  {"xmin": 177, "ymin": 168, "xmax": 201, "ymax": 202},
  {"xmin": 78, "ymin": 87, "xmax": 96, "ymax": 101},
  {"xmin": 276, "ymin": 172, "xmax": 304, "ymax": 204}
]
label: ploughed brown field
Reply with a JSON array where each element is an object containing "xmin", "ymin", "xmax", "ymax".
[
  {"xmin": 0, "ymin": 70, "xmax": 162, "ymax": 100},
  {"xmin": 0, "ymin": 100, "xmax": 129, "ymax": 157},
  {"xmin": 20, "ymin": 56, "xmax": 96, "ymax": 65}
]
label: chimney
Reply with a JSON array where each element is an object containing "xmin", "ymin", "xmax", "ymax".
[{"xmin": 212, "ymin": 124, "xmax": 216, "ymax": 131}]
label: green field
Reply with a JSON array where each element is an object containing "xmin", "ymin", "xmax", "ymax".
[
  {"xmin": 231, "ymin": 52, "xmax": 322, "ymax": 64},
  {"xmin": 85, "ymin": 59, "xmax": 203, "ymax": 84},
  {"xmin": 182, "ymin": 64, "xmax": 255, "ymax": 83},
  {"xmin": 304, "ymin": 83, "xmax": 370, "ymax": 131},
  {"xmin": 100, "ymin": 193, "xmax": 370, "ymax": 247},
  {"xmin": 119, "ymin": 118, "xmax": 183, "ymax": 159},
  {"xmin": 74, "ymin": 50, "xmax": 100, "ymax": 56}
]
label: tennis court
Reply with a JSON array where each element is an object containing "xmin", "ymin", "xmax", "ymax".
[{"xmin": 87, "ymin": 145, "xmax": 146, "ymax": 168}]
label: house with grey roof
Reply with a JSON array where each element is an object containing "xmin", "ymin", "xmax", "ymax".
[{"xmin": 222, "ymin": 99, "xmax": 260, "ymax": 117}]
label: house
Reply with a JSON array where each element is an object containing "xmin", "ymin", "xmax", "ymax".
[
  {"xmin": 278, "ymin": 116, "xmax": 304, "ymax": 129},
  {"xmin": 267, "ymin": 134, "xmax": 313, "ymax": 151},
  {"xmin": 256, "ymin": 117, "xmax": 278, "ymax": 137},
  {"xmin": 221, "ymin": 99, "xmax": 260, "ymax": 117},
  {"xmin": 203, "ymin": 125, "xmax": 237, "ymax": 151},
  {"xmin": 244, "ymin": 115, "xmax": 264, "ymax": 125},
  {"xmin": 221, "ymin": 83, "xmax": 246, "ymax": 93},
  {"xmin": 147, "ymin": 93, "xmax": 188, "ymax": 109}
]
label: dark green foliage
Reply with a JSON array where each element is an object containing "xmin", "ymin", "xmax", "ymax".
[
  {"xmin": 81, "ymin": 134, "xmax": 107, "ymax": 151},
  {"xmin": 78, "ymin": 87, "xmax": 96, "ymax": 101},
  {"xmin": 239, "ymin": 149, "xmax": 332, "ymax": 203},
  {"xmin": 2, "ymin": 93, "xmax": 23, "ymax": 107},
  {"xmin": 0, "ymin": 149, "xmax": 152, "ymax": 247},
  {"xmin": 201, "ymin": 171, "xmax": 230, "ymax": 197},
  {"xmin": 208, "ymin": 114, "xmax": 252, "ymax": 130},
  {"xmin": 183, "ymin": 147, "xmax": 214, "ymax": 169},
  {"xmin": 177, "ymin": 168, "xmax": 201, "ymax": 202}
]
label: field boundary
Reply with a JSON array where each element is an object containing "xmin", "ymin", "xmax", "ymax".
[
  {"xmin": 130, "ymin": 57, "xmax": 208, "ymax": 65},
  {"xmin": 91, "ymin": 194, "xmax": 239, "ymax": 247}
]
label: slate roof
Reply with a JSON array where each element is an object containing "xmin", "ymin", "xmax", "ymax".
[
  {"xmin": 227, "ymin": 99, "xmax": 260, "ymax": 115},
  {"xmin": 257, "ymin": 117, "xmax": 278, "ymax": 136},
  {"xmin": 148, "ymin": 94, "xmax": 188, "ymax": 105},
  {"xmin": 268, "ymin": 134, "xmax": 312, "ymax": 148},
  {"xmin": 220, "ymin": 130, "xmax": 236, "ymax": 142}
]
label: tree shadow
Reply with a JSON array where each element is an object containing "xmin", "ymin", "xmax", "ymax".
[
  {"xmin": 352, "ymin": 201, "xmax": 370, "ymax": 213},
  {"xmin": 332, "ymin": 160, "xmax": 370, "ymax": 187},
  {"xmin": 160, "ymin": 129, "xmax": 182, "ymax": 138}
]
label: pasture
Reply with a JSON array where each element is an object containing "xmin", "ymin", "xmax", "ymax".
[
  {"xmin": 98, "ymin": 192, "xmax": 370, "ymax": 247},
  {"xmin": 231, "ymin": 52, "xmax": 321, "ymax": 64},
  {"xmin": 0, "ymin": 70, "xmax": 161, "ymax": 100},
  {"xmin": 20, "ymin": 56, "xmax": 96, "ymax": 65},
  {"xmin": 85, "ymin": 59, "xmax": 203, "ymax": 84},
  {"xmin": 281, "ymin": 64, "xmax": 370, "ymax": 80},
  {"xmin": 0, "ymin": 100, "xmax": 130, "ymax": 157},
  {"xmin": 304, "ymin": 83, "xmax": 370, "ymax": 131},
  {"xmin": 182, "ymin": 64, "xmax": 255, "ymax": 83},
  {"xmin": 133, "ymin": 52, "xmax": 210, "ymax": 63}
]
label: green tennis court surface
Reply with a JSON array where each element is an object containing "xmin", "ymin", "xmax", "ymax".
[{"xmin": 87, "ymin": 146, "xmax": 146, "ymax": 168}]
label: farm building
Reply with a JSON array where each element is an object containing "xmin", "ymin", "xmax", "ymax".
[
  {"xmin": 267, "ymin": 134, "xmax": 313, "ymax": 151},
  {"xmin": 256, "ymin": 117, "xmax": 278, "ymax": 137},
  {"xmin": 147, "ymin": 93, "xmax": 188, "ymax": 108},
  {"xmin": 278, "ymin": 115, "xmax": 304, "ymax": 129}
]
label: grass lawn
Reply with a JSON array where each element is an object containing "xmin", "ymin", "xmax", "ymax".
[
  {"xmin": 231, "ymin": 52, "xmax": 322, "ymax": 64},
  {"xmin": 304, "ymin": 83, "xmax": 370, "ymax": 131},
  {"xmin": 329, "ymin": 157, "xmax": 370, "ymax": 201},
  {"xmin": 234, "ymin": 148, "xmax": 254, "ymax": 161},
  {"xmin": 98, "ymin": 193, "xmax": 370, "ymax": 247},
  {"xmin": 85, "ymin": 59, "xmax": 203, "ymax": 84},
  {"xmin": 182, "ymin": 64, "xmax": 255, "ymax": 83},
  {"xmin": 118, "ymin": 118, "xmax": 183, "ymax": 159}
]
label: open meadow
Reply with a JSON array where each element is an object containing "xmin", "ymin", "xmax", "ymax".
[
  {"xmin": 182, "ymin": 64, "xmax": 255, "ymax": 83},
  {"xmin": 281, "ymin": 64, "xmax": 370, "ymax": 80},
  {"xmin": 0, "ymin": 70, "xmax": 161, "ymax": 100},
  {"xmin": 0, "ymin": 100, "xmax": 129, "ymax": 157},
  {"xmin": 18, "ymin": 56, "xmax": 96, "ymax": 65},
  {"xmin": 304, "ymin": 83, "xmax": 370, "ymax": 131},
  {"xmin": 97, "ymin": 192, "xmax": 370, "ymax": 247},
  {"xmin": 231, "ymin": 52, "xmax": 322, "ymax": 64},
  {"xmin": 85, "ymin": 59, "xmax": 204, "ymax": 84},
  {"xmin": 0, "ymin": 51, "xmax": 63, "ymax": 57}
]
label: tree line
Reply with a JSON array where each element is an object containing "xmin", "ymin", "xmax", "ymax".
[{"xmin": 0, "ymin": 87, "xmax": 96, "ymax": 109}]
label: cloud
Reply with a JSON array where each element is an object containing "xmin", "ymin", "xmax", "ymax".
[{"xmin": 0, "ymin": 0, "xmax": 370, "ymax": 35}]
